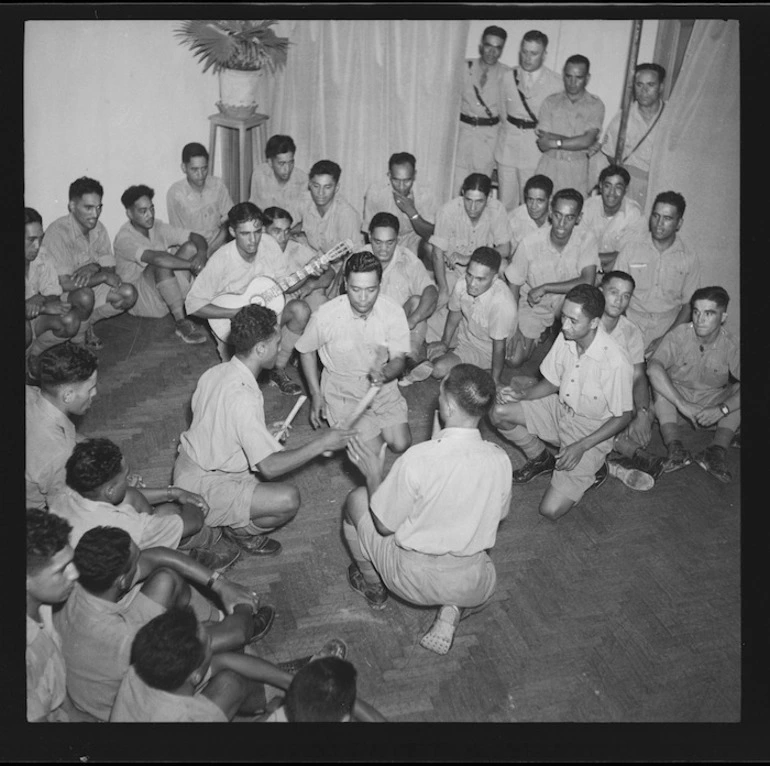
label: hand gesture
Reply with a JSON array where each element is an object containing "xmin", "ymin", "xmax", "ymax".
[
  {"xmin": 127, "ymin": 472, "xmax": 146, "ymax": 489},
  {"xmin": 555, "ymin": 441, "xmax": 586, "ymax": 472},
  {"xmin": 214, "ymin": 578, "xmax": 260, "ymax": 615},
  {"xmin": 70, "ymin": 264, "xmax": 97, "ymax": 289},
  {"xmin": 309, "ymin": 393, "xmax": 326, "ymax": 429},
  {"xmin": 190, "ymin": 252, "xmax": 207, "ymax": 276},
  {"xmin": 346, "ymin": 436, "xmax": 387, "ymax": 482},
  {"xmin": 317, "ymin": 427, "xmax": 359, "ymax": 453},
  {"xmin": 586, "ymin": 139, "xmax": 603, "ymax": 158},
  {"xmin": 496, "ymin": 385, "xmax": 523, "ymax": 404},
  {"xmin": 392, "ymin": 191, "xmax": 417, "ymax": 219},
  {"xmin": 694, "ymin": 404, "xmax": 724, "ymax": 428},
  {"xmin": 103, "ymin": 270, "xmax": 122, "ymax": 289},
  {"xmin": 625, "ymin": 412, "xmax": 652, "ymax": 448},
  {"xmin": 677, "ymin": 400, "xmax": 702, "ymax": 426},
  {"xmin": 527, "ymin": 286, "xmax": 546, "ymax": 307},
  {"xmin": 175, "ymin": 488, "xmax": 210, "ymax": 513},
  {"xmin": 25, "ymin": 295, "xmax": 45, "ymax": 319}
]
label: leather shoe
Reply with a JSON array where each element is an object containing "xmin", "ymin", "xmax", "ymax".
[
  {"xmin": 511, "ymin": 449, "xmax": 556, "ymax": 484},
  {"xmin": 348, "ymin": 563, "xmax": 388, "ymax": 609},
  {"xmin": 247, "ymin": 605, "xmax": 276, "ymax": 644},
  {"xmin": 588, "ymin": 461, "xmax": 608, "ymax": 491},
  {"xmin": 223, "ymin": 527, "xmax": 282, "ymax": 556}
]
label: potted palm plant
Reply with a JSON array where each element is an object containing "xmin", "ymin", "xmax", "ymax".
[{"xmin": 175, "ymin": 20, "xmax": 290, "ymax": 117}]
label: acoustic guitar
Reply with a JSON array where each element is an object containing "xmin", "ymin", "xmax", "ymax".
[{"xmin": 209, "ymin": 239, "xmax": 354, "ymax": 343}]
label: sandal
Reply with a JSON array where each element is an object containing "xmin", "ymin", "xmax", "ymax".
[{"xmin": 419, "ymin": 605, "xmax": 461, "ymax": 655}]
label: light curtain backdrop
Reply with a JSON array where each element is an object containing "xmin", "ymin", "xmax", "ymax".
[
  {"xmin": 266, "ymin": 19, "xmax": 471, "ymax": 218},
  {"xmin": 646, "ymin": 19, "xmax": 740, "ymax": 335}
]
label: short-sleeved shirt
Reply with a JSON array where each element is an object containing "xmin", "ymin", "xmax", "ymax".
[
  {"xmin": 27, "ymin": 606, "xmax": 68, "ymax": 722},
  {"xmin": 26, "ymin": 253, "xmax": 63, "ymax": 300},
  {"xmin": 110, "ymin": 666, "xmax": 228, "ymax": 723},
  {"xmin": 448, "ymin": 277, "xmax": 518, "ymax": 356},
  {"xmin": 282, "ymin": 238, "xmax": 317, "ymax": 276},
  {"xmin": 429, "ymin": 196, "xmax": 512, "ymax": 258},
  {"xmin": 362, "ymin": 179, "xmax": 438, "ymax": 250},
  {"xmin": 180, "ymin": 355, "xmax": 283, "ymax": 473},
  {"xmin": 615, "ymin": 233, "xmax": 701, "ymax": 317},
  {"xmin": 26, "ymin": 386, "xmax": 76, "ymax": 509},
  {"xmin": 371, "ymin": 427, "xmax": 511, "ymax": 556},
  {"xmin": 580, "ymin": 195, "xmax": 644, "ymax": 254},
  {"xmin": 508, "ymin": 204, "xmax": 544, "ymax": 254},
  {"xmin": 537, "ymin": 90, "xmax": 605, "ymax": 149},
  {"xmin": 166, "ymin": 176, "xmax": 233, "ymax": 247},
  {"xmin": 651, "ymin": 323, "xmax": 740, "ymax": 394},
  {"xmin": 295, "ymin": 294, "xmax": 410, "ymax": 378},
  {"xmin": 361, "ymin": 244, "xmax": 434, "ymax": 308},
  {"xmin": 495, "ymin": 65, "xmax": 563, "ymax": 169},
  {"xmin": 460, "ymin": 59, "xmax": 509, "ymax": 120},
  {"xmin": 249, "ymin": 162, "xmax": 309, "ymax": 223},
  {"xmin": 42, "ymin": 214, "xmax": 115, "ymax": 277},
  {"xmin": 113, "ymin": 219, "xmax": 192, "ymax": 284},
  {"xmin": 605, "ymin": 314, "xmax": 645, "ymax": 366},
  {"xmin": 505, "ymin": 225, "xmax": 600, "ymax": 308},
  {"xmin": 54, "ymin": 583, "xmax": 165, "ymax": 721},
  {"xmin": 184, "ymin": 236, "xmax": 287, "ymax": 338},
  {"xmin": 295, "ymin": 195, "xmax": 364, "ymax": 255},
  {"xmin": 540, "ymin": 325, "xmax": 633, "ymax": 422},
  {"xmin": 603, "ymin": 101, "xmax": 665, "ymax": 173},
  {"xmin": 48, "ymin": 487, "xmax": 184, "ymax": 550}
]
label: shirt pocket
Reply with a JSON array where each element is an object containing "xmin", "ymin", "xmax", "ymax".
[
  {"xmin": 658, "ymin": 260, "xmax": 688, "ymax": 304},
  {"xmin": 577, "ymin": 372, "xmax": 609, "ymax": 420}
]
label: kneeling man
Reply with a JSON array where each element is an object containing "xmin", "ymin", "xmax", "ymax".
[
  {"xmin": 342, "ymin": 364, "xmax": 512, "ymax": 655},
  {"xmin": 490, "ymin": 284, "xmax": 633, "ymax": 520}
]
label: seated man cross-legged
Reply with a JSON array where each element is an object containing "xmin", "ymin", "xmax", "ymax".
[
  {"xmin": 173, "ymin": 304, "xmax": 357, "ymax": 556},
  {"xmin": 114, "ymin": 184, "xmax": 209, "ymax": 345},
  {"xmin": 646, "ymin": 286, "xmax": 740, "ymax": 482},
  {"xmin": 342, "ymin": 364, "xmax": 512, "ymax": 655},
  {"xmin": 490, "ymin": 284, "xmax": 633, "ymax": 520},
  {"xmin": 54, "ymin": 526, "xmax": 271, "ymax": 722}
]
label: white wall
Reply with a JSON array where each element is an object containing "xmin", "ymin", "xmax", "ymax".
[
  {"xmin": 24, "ymin": 20, "xmax": 220, "ymax": 238},
  {"xmin": 465, "ymin": 19, "xmax": 659, "ymax": 129}
]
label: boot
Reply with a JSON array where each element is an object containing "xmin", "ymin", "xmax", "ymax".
[{"xmin": 630, "ymin": 448, "xmax": 667, "ymax": 482}]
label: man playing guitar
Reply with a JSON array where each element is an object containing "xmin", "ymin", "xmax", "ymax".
[{"xmin": 185, "ymin": 203, "xmax": 337, "ymax": 395}]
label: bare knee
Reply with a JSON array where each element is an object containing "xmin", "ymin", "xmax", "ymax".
[
  {"xmin": 113, "ymin": 283, "xmax": 138, "ymax": 309},
  {"xmin": 58, "ymin": 311, "xmax": 82, "ymax": 338},
  {"xmin": 431, "ymin": 355, "xmax": 457, "ymax": 379},
  {"xmin": 489, "ymin": 403, "xmax": 514, "ymax": 429},
  {"xmin": 344, "ymin": 485, "xmax": 370, "ymax": 525},
  {"xmin": 69, "ymin": 287, "xmax": 95, "ymax": 316},
  {"xmin": 284, "ymin": 299, "xmax": 311, "ymax": 330},
  {"xmin": 141, "ymin": 567, "xmax": 187, "ymax": 609},
  {"xmin": 387, "ymin": 430, "xmax": 412, "ymax": 454}
]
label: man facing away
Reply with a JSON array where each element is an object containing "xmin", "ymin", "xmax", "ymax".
[
  {"xmin": 535, "ymin": 55, "xmax": 605, "ymax": 198},
  {"xmin": 342, "ymin": 363, "xmax": 512, "ymax": 655},
  {"xmin": 615, "ymin": 190, "xmax": 701, "ymax": 358},
  {"xmin": 363, "ymin": 152, "xmax": 437, "ymax": 265},
  {"xmin": 166, "ymin": 142, "xmax": 234, "ymax": 256},
  {"xmin": 250, "ymin": 134, "xmax": 309, "ymax": 224},
  {"xmin": 173, "ymin": 305, "xmax": 356, "ymax": 557},
  {"xmin": 647, "ymin": 286, "xmax": 740, "ymax": 483},
  {"xmin": 597, "ymin": 63, "xmax": 668, "ymax": 210},
  {"xmin": 490, "ymin": 284, "xmax": 633, "ymax": 521},
  {"xmin": 495, "ymin": 30, "xmax": 563, "ymax": 211},
  {"xmin": 185, "ymin": 201, "xmax": 308, "ymax": 395},
  {"xmin": 455, "ymin": 25, "xmax": 510, "ymax": 183},
  {"xmin": 114, "ymin": 184, "xmax": 209, "ymax": 345},
  {"xmin": 42, "ymin": 176, "xmax": 138, "ymax": 350}
]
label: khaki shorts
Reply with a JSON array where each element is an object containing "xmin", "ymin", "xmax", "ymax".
[
  {"xmin": 522, "ymin": 395, "xmax": 614, "ymax": 503},
  {"xmin": 356, "ymin": 511, "xmax": 496, "ymax": 608},
  {"xmin": 322, "ymin": 376, "xmax": 408, "ymax": 443},
  {"xmin": 173, "ymin": 449, "xmax": 257, "ymax": 530}
]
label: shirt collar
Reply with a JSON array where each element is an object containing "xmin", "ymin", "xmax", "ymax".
[
  {"xmin": 229, "ymin": 355, "xmax": 260, "ymax": 389},
  {"xmin": 433, "ymin": 427, "xmax": 483, "ymax": 441}
]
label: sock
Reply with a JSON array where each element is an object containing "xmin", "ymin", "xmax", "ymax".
[
  {"xmin": 276, "ymin": 327, "xmax": 301, "ymax": 370},
  {"xmin": 342, "ymin": 520, "xmax": 381, "ymax": 584},
  {"xmin": 156, "ymin": 276, "xmax": 186, "ymax": 321},
  {"xmin": 498, "ymin": 426, "xmax": 545, "ymax": 459}
]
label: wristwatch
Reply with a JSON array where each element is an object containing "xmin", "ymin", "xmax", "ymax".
[
  {"xmin": 719, "ymin": 403, "xmax": 730, "ymax": 416},
  {"xmin": 206, "ymin": 570, "xmax": 222, "ymax": 589},
  {"xmin": 556, "ymin": 139, "xmax": 563, "ymax": 149}
]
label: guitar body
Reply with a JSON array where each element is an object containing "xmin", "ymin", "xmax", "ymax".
[
  {"xmin": 207, "ymin": 239, "xmax": 354, "ymax": 344},
  {"xmin": 209, "ymin": 278, "xmax": 286, "ymax": 343}
]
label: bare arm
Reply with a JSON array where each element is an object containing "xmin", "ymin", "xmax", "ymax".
[
  {"xmin": 646, "ymin": 359, "xmax": 701, "ymax": 421},
  {"xmin": 255, "ymin": 428, "xmax": 358, "ymax": 480},
  {"xmin": 556, "ymin": 411, "xmax": 632, "ymax": 471},
  {"xmin": 537, "ymin": 128, "xmax": 600, "ymax": 152},
  {"xmin": 624, "ymin": 361, "xmax": 654, "ymax": 447},
  {"xmin": 490, "ymin": 338, "xmax": 507, "ymax": 385},
  {"xmin": 440, "ymin": 309, "xmax": 462, "ymax": 348}
]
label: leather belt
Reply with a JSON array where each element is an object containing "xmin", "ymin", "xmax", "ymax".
[
  {"xmin": 507, "ymin": 115, "xmax": 537, "ymax": 129},
  {"xmin": 460, "ymin": 113, "xmax": 499, "ymax": 127}
]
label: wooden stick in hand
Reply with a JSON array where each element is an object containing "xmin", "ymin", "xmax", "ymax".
[
  {"xmin": 276, "ymin": 395, "xmax": 307, "ymax": 442},
  {"xmin": 322, "ymin": 385, "xmax": 381, "ymax": 457}
]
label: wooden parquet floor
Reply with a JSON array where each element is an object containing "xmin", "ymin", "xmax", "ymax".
[{"xmin": 78, "ymin": 312, "xmax": 740, "ymax": 723}]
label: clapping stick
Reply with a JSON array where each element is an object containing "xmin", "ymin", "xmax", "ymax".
[
  {"xmin": 322, "ymin": 385, "xmax": 381, "ymax": 457},
  {"xmin": 276, "ymin": 395, "xmax": 307, "ymax": 442}
]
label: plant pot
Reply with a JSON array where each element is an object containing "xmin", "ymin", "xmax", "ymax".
[{"xmin": 217, "ymin": 68, "xmax": 265, "ymax": 118}]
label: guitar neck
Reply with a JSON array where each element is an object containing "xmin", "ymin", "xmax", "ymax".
[{"xmin": 275, "ymin": 240, "xmax": 353, "ymax": 293}]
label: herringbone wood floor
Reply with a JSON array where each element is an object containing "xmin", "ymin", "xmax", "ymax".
[{"xmin": 78, "ymin": 312, "xmax": 740, "ymax": 724}]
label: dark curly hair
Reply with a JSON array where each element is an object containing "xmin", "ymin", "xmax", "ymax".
[
  {"xmin": 74, "ymin": 526, "xmax": 133, "ymax": 593},
  {"xmin": 65, "ymin": 438, "xmax": 123, "ymax": 496},
  {"xmin": 230, "ymin": 305, "xmax": 279, "ymax": 355},
  {"xmin": 37, "ymin": 343, "xmax": 98, "ymax": 390},
  {"xmin": 27, "ymin": 508, "xmax": 72, "ymax": 575}
]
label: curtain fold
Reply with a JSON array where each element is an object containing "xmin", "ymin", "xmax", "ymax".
[
  {"xmin": 266, "ymin": 20, "xmax": 471, "ymax": 218},
  {"xmin": 646, "ymin": 19, "xmax": 740, "ymax": 334}
]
